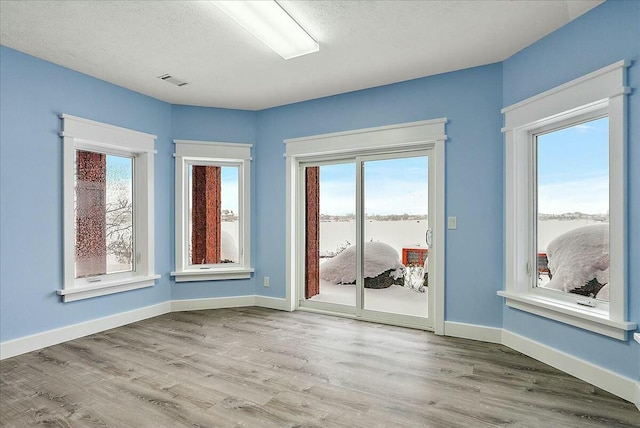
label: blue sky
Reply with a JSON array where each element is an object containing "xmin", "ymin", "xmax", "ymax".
[
  {"xmin": 108, "ymin": 159, "xmax": 239, "ymax": 211},
  {"xmin": 107, "ymin": 120, "xmax": 608, "ymax": 218},
  {"xmin": 186, "ymin": 165, "xmax": 239, "ymax": 212},
  {"xmin": 318, "ymin": 156, "xmax": 428, "ymax": 216},
  {"xmin": 220, "ymin": 166, "xmax": 238, "ymax": 212},
  {"xmin": 106, "ymin": 154, "xmax": 132, "ymax": 182},
  {"xmin": 105, "ymin": 154, "xmax": 132, "ymax": 203},
  {"xmin": 317, "ymin": 116, "xmax": 609, "ymax": 218},
  {"xmin": 537, "ymin": 116, "xmax": 609, "ymax": 214}
]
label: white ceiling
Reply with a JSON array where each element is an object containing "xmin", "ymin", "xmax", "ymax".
[{"xmin": 0, "ymin": 0, "xmax": 603, "ymax": 111}]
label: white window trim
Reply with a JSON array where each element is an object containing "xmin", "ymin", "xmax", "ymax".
[
  {"xmin": 58, "ymin": 114, "xmax": 159, "ymax": 302},
  {"xmin": 499, "ymin": 60, "xmax": 636, "ymax": 340},
  {"xmin": 284, "ymin": 119, "xmax": 447, "ymax": 334},
  {"xmin": 171, "ymin": 140, "xmax": 254, "ymax": 282}
]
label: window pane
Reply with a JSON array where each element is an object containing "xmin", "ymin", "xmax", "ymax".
[
  {"xmin": 75, "ymin": 150, "xmax": 133, "ymax": 278},
  {"xmin": 309, "ymin": 162, "xmax": 357, "ymax": 307},
  {"xmin": 189, "ymin": 165, "xmax": 239, "ymax": 265},
  {"xmin": 221, "ymin": 166, "xmax": 239, "ymax": 263},
  {"xmin": 363, "ymin": 156, "xmax": 429, "ymax": 317},
  {"xmin": 536, "ymin": 117, "xmax": 609, "ymax": 301}
]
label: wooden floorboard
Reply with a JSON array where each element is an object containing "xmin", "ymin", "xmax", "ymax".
[{"xmin": 1, "ymin": 307, "xmax": 638, "ymax": 427}]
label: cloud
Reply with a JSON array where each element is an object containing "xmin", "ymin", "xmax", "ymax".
[
  {"xmin": 319, "ymin": 177, "xmax": 428, "ymax": 215},
  {"xmin": 319, "ymin": 180, "xmax": 355, "ymax": 215},
  {"xmin": 317, "ymin": 157, "xmax": 429, "ymax": 215},
  {"xmin": 538, "ymin": 175, "xmax": 608, "ymax": 214}
]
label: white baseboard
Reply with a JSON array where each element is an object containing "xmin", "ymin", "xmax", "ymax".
[
  {"xmin": 0, "ymin": 302, "xmax": 171, "ymax": 360},
  {"xmin": 171, "ymin": 295, "xmax": 289, "ymax": 312},
  {"xmin": 444, "ymin": 323, "xmax": 639, "ymax": 408},
  {"xmin": 502, "ymin": 330, "xmax": 637, "ymax": 405},
  {"xmin": 254, "ymin": 295, "xmax": 292, "ymax": 311},
  {"xmin": 1, "ymin": 296, "xmax": 289, "ymax": 360},
  {"xmin": 444, "ymin": 321, "xmax": 503, "ymax": 344},
  {"xmin": 171, "ymin": 295, "xmax": 256, "ymax": 312}
]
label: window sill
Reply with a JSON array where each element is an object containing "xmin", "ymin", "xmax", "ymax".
[
  {"xmin": 498, "ymin": 290, "xmax": 636, "ymax": 340},
  {"xmin": 58, "ymin": 274, "xmax": 160, "ymax": 302},
  {"xmin": 171, "ymin": 268, "xmax": 254, "ymax": 282}
]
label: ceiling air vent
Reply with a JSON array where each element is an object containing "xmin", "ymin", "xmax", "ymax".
[{"xmin": 158, "ymin": 74, "xmax": 188, "ymax": 87}]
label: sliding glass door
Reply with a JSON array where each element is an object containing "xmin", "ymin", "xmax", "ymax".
[
  {"xmin": 362, "ymin": 154, "xmax": 430, "ymax": 318},
  {"xmin": 299, "ymin": 150, "xmax": 434, "ymax": 328}
]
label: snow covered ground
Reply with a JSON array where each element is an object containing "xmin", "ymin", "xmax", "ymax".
[
  {"xmin": 309, "ymin": 280, "xmax": 429, "ymax": 317},
  {"xmin": 221, "ymin": 219, "xmax": 608, "ymax": 312},
  {"xmin": 314, "ymin": 240, "xmax": 428, "ymax": 318},
  {"xmin": 320, "ymin": 219, "xmax": 427, "ymax": 256},
  {"xmin": 320, "ymin": 218, "xmax": 607, "ymax": 257},
  {"xmin": 314, "ymin": 218, "xmax": 609, "ymax": 314}
]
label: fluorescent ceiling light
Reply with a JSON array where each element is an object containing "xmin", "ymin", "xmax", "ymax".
[{"xmin": 212, "ymin": 1, "xmax": 319, "ymax": 60}]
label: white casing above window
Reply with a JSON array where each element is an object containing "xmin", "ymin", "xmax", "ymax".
[{"xmin": 499, "ymin": 60, "xmax": 636, "ymax": 340}]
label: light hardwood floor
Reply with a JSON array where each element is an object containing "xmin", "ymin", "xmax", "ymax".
[{"xmin": 1, "ymin": 308, "xmax": 638, "ymax": 427}]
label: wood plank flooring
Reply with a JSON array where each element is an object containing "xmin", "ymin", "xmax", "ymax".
[{"xmin": 1, "ymin": 307, "xmax": 638, "ymax": 427}]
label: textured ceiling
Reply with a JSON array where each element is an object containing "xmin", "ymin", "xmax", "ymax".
[{"xmin": 0, "ymin": 0, "xmax": 603, "ymax": 110}]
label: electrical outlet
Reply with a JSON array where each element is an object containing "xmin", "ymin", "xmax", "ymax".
[
  {"xmin": 263, "ymin": 277, "xmax": 270, "ymax": 287},
  {"xmin": 447, "ymin": 216, "xmax": 457, "ymax": 230}
]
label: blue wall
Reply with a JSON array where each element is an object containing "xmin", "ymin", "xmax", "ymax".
[
  {"xmin": 0, "ymin": 46, "xmax": 173, "ymax": 341},
  {"xmin": 502, "ymin": 0, "xmax": 640, "ymax": 379},
  {"xmin": 1, "ymin": 0, "xmax": 637, "ymax": 389},
  {"xmin": 254, "ymin": 64, "xmax": 504, "ymax": 329}
]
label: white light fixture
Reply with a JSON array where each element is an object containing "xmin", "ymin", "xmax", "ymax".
[{"xmin": 212, "ymin": 1, "xmax": 319, "ymax": 60}]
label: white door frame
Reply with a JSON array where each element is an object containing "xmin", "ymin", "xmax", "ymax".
[{"xmin": 284, "ymin": 119, "xmax": 447, "ymax": 334}]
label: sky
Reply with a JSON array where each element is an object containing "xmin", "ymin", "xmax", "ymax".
[
  {"xmin": 185, "ymin": 164, "xmax": 239, "ymax": 212},
  {"xmin": 105, "ymin": 154, "xmax": 132, "ymax": 203},
  {"xmin": 220, "ymin": 166, "xmax": 239, "ymax": 212},
  {"xmin": 104, "ymin": 118, "xmax": 608, "ymax": 218},
  {"xmin": 317, "ymin": 116, "xmax": 609, "ymax": 217},
  {"xmin": 318, "ymin": 156, "xmax": 428, "ymax": 216},
  {"xmin": 537, "ymin": 116, "xmax": 609, "ymax": 215}
]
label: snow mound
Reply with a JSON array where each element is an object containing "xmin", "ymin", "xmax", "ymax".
[
  {"xmin": 320, "ymin": 242, "xmax": 405, "ymax": 284},
  {"xmin": 220, "ymin": 231, "xmax": 238, "ymax": 262},
  {"xmin": 545, "ymin": 224, "xmax": 609, "ymax": 293},
  {"xmin": 595, "ymin": 283, "xmax": 609, "ymax": 300}
]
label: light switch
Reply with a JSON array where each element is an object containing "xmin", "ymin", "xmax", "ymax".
[{"xmin": 447, "ymin": 216, "xmax": 457, "ymax": 230}]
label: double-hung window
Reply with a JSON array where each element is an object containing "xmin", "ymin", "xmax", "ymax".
[
  {"xmin": 59, "ymin": 114, "xmax": 159, "ymax": 302},
  {"xmin": 171, "ymin": 140, "xmax": 253, "ymax": 281},
  {"xmin": 500, "ymin": 61, "xmax": 636, "ymax": 340}
]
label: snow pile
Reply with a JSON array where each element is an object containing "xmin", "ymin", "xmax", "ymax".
[
  {"xmin": 545, "ymin": 224, "xmax": 609, "ymax": 294},
  {"xmin": 220, "ymin": 231, "xmax": 238, "ymax": 262},
  {"xmin": 595, "ymin": 283, "xmax": 609, "ymax": 300},
  {"xmin": 320, "ymin": 242, "xmax": 405, "ymax": 284}
]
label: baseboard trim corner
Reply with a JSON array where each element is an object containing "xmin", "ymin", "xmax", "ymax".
[
  {"xmin": 444, "ymin": 321, "xmax": 502, "ymax": 344},
  {"xmin": 254, "ymin": 295, "xmax": 291, "ymax": 311},
  {"xmin": 0, "ymin": 302, "xmax": 171, "ymax": 360},
  {"xmin": 502, "ymin": 329, "xmax": 637, "ymax": 405}
]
